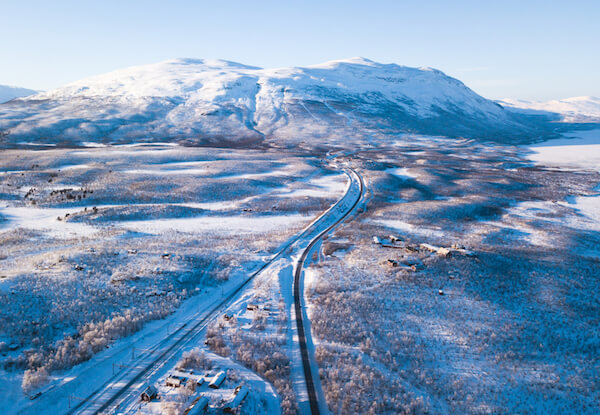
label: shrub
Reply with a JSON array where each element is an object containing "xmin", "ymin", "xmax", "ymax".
[
  {"xmin": 177, "ymin": 348, "xmax": 212, "ymax": 371},
  {"xmin": 21, "ymin": 367, "xmax": 49, "ymax": 393}
]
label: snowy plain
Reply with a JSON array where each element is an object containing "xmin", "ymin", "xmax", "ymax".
[
  {"xmin": 0, "ymin": 144, "xmax": 348, "ymax": 414},
  {"xmin": 526, "ymin": 128, "xmax": 600, "ymax": 232}
]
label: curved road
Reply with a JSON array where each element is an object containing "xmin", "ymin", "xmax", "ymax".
[{"xmin": 294, "ymin": 167, "xmax": 364, "ymax": 415}]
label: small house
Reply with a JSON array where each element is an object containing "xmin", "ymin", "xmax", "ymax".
[
  {"xmin": 224, "ymin": 385, "xmax": 249, "ymax": 413},
  {"xmin": 420, "ymin": 243, "xmax": 439, "ymax": 253},
  {"xmin": 420, "ymin": 243, "xmax": 451, "ymax": 257},
  {"xmin": 246, "ymin": 304, "xmax": 259, "ymax": 311},
  {"xmin": 140, "ymin": 385, "xmax": 158, "ymax": 402},
  {"xmin": 188, "ymin": 396, "xmax": 210, "ymax": 415},
  {"xmin": 208, "ymin": 371, "xmax": 226, "ymax": 389},
  {"xmin": 437, "ymin": 247, "xmax": 451, "ymax": 257},
  {"xmin": 401, "ymin": 257, "xmax": 424, "ymax": 271},
  {"xmin": 166, "ymin": 375, "xmax": 185, "ymax": 388}
]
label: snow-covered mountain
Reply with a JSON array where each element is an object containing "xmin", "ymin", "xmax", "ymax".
[
  {"xmin": 0, "ymin": 58, "xmax": 550, "ymax": 147},
  {"xmin": 499, "ymin": 96, "xmax": 600, "ymax": 123},
  {"xmin": 0, "ymin": 85, "xmax": 38, "ymax": 104}
]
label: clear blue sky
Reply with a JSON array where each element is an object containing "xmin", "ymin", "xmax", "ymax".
[{"xmin": 1, "ymin": 0, "xmax": 598, "ymax": 100}]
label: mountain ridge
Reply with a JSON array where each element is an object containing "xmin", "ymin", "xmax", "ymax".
[
  {"xmin": 0, "ymin": 58, "xmax": 558, "ymax": 147},
  {"xmin": 499, "ymin": 96, "xmax": 600, "ymax": 123}
]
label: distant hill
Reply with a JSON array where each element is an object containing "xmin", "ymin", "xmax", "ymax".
[
  {"xmin": 499, "ymin": 96, "xmax": 600, "ymax": 123},
  {"xmin": 0, "ymin": 58, "xmax": 561, "ymax": 147},
  {"xmin": 0, "ymin": 85, "xmax": 38, "ymax": 104}
]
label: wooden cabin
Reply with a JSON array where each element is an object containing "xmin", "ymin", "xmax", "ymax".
[
  {"xmin": 208, "ymin": 371, "xmax": 226, "ymax": 389},
  {"xmin": 188, "ymin": 396, "xmax": 210, "ymax": 414},
  {"xmin": 140, "ymin": 385, "xmax": 157, "ymax": 402},
  {"xmin": 224, "ymin": 385, "xmax": 249, "ymax": 413},
  {"xmin": 165, "ymin": 375, "xmax": 185, "ymax": 388}
]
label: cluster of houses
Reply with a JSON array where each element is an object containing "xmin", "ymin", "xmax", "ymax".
[
  {"xmin": 373, "ymin": 234, "xmax": 476, "ymax": 271},
  {"xmin": 140, "ymin": 368, "xmax": 248, "ymax": 413}
]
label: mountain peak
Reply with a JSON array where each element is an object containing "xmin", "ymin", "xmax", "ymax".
[
  {"xmin": 0, "ymin": 58, "xmax": 544, "ymax": 147},
  {"xmin": 169, "ymin": 58, "xmax": 262, "ymax": 70},
  {"xmin": 311, "ymin": 57, "xmax": 376, "ymax": 67}
]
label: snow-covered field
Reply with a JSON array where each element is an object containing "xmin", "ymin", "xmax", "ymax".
[
  {"xmin": 304, "ymin": 137, "xmax": 600, "ymax": 414},
  {"xmin": 0, "ymin": 145, "xmax": 347, "ymax": 414},
  {"xmin": 524, "ymin": 129, "xmax": 600, "ymax": 233},
  {"xmin": 528, "ymin": 129, "xmax": 600, "ymax": 171}
]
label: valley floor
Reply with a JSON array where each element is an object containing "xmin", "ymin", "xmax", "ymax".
[
  {"xmin": 306, "ymin": 132, "xmax": 600, "ymax": 414},
  {"xmin": 1, "ymin": 131, "xmax": 599, "ymax": 414},
  {"xmin": 0, "ymin": 144, "xmax": 346, "ymax": 414}
]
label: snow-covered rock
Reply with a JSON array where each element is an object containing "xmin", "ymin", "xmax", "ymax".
[
  {"xmin": 0, "ymin": 85, "xmax": 37, "ymax": 104},
  {"xmin": 0, "ymin": 58, "xmax": 549, "ymax": 146},
  {"xmin": 500, "ymin": 96, "xmax": 600, "ymax": 123}
]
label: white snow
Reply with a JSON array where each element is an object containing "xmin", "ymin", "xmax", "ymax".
[
  {"xmin": 528, "ymin": 129, "xmax": 600, "ymax": 172},
  {"xmin": 564, "ymin": 195, "xmax": 600, "ymax": 231},
  {"xmin": 57, "ymin": 163, "xmax": 92, "ymax": 171},
  {"xmin": 386, "ymin": 167, "xmax": 418, "ymax": 180},
  {"xmin": 0, "ymin": 206, "xmax": 98, "ymax": 238},
  {"xmin": 119, "ymin": 214, "xmax": 311, "ymax": 235},
  {"xmin": 526, "ymin": 129, "xmax": 600, "ymax": 228},
  {"xmin": 374, "ymin": 219, "xmax": 445, "ymax": 239},
  {"xmin": 0, "ymin": 202, "xmax": 315, "ymax": 238},
  {"xmin": 124, "ymin": 168, "xmax": 208, "ymax": 176},
  {"xmin": 278, "ymin": 174, "xmax": 347, "ymax": 198}
]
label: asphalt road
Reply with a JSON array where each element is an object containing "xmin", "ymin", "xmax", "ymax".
[{"xmin": 293, "ymin": 167, "xmax": 364, "ymax": 415}]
